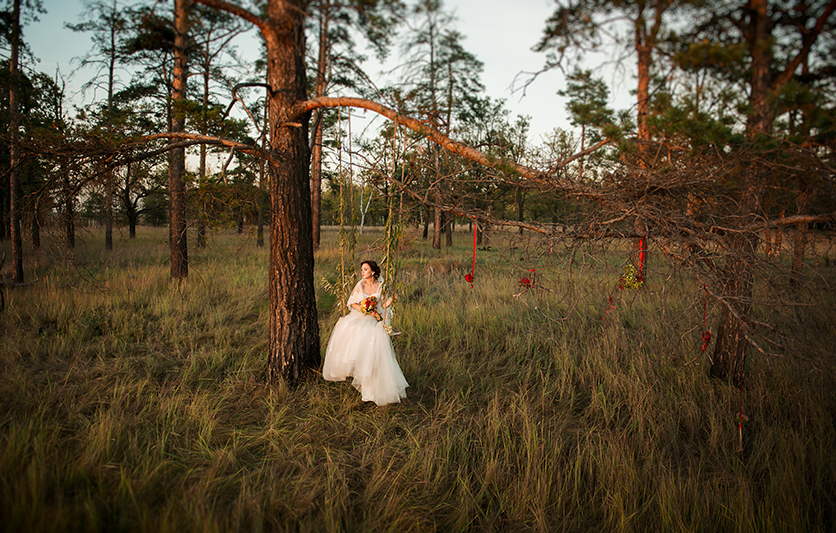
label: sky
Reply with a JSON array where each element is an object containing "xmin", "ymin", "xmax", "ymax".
[{"xmin": 22, "ymin": 0, "xmax": 634, "ymax": 145}]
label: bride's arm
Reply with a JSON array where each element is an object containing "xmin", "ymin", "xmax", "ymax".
[{"xmin": 347, "ymin": 282, "xmax": 364, "ymax": 311}]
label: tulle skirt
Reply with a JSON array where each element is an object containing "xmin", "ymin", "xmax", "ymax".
[{"xmin": 322, "ymin": 310, "xmax": 408, "ymax": 406}]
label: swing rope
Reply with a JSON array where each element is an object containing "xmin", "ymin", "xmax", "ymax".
[
  {"xmin": 382, "ymin": 121, "xmax": 402, "ymax": 336},
  {"xmin": 337, "ymin": 106, "xmax": 357, "ymax": 314}
]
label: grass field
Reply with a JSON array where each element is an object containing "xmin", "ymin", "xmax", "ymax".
[{"xmin": 1, "ymin": 225, "xmax": 835, "ymax": 532}]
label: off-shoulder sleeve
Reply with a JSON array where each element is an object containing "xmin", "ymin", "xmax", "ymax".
[{"xmin": 346, "ymin": 281, "xmax": 364, "ymax": 308}]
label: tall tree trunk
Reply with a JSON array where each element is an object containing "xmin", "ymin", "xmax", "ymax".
[
  {"xmin": 169, "ymin": 0, "xmax": 190, "ymax": 280},
  {"xmin": 105, "ymin": 169, "xmax": 114, "ymax": 250},
  {"xmin": 197, "ymin": 214, "xmax": 206, "ymax": 247},
  {"xmin": 791, "ymin": 223, "xmax": 807, "ymax": 284},
  {"xmin": 64, "ymin": 168, "xmax": 75, "ymax": 250},
  {"xmin": 257, "ymin": 190, "xmax": 265, "ymax": 247},
  {"xmin": 633, "ymin": 20, "xmax": 652, "ymax": 281},
  {"xmin": 31, "ymin": 202, "xmax": 40, "ymax": 251},
  {"xmin": 791, "ymin": 188, "xmax": 810, "ymax": 284},
  {"xmin": 432, "ymin": 144, "xmax": 442, "ymax": 249},
  {"xmin": 0, "ymin": 181, "xmax": 7, "ymax": 241},
  {"xmin": 710, "ymin": 0, "xmax": 771, "ymax": 385},
  {"xmin": 264, "ymin": 0, "xmax": 320, "ymax": 385},
  {"xmin": 516, "ymin": 189, "xmax": 525, "ymax": 235},
  {"xmin": 197, "ymin": 37, "xmax": 211, "ymax": 249},
  {"xmin": 310, "ymin": 2, "xmax": 329, "ymax": 250},
  {"xmin": 104, "ymin": 0, "xmax": 118, "ymax": 251},
  {"xmin": 257, "ymin": 106, "xmax": 268, "ymax": 247},
  {"xmin": 124, "ymin": 163, "xmax": 137, "ymax": 239},
  {"xmin": 444, "ymin": 165, "xmax": 452, "ymax": 247},
  {"xmin": 432, "ymin": 203, "xmax": 442, "ymax": 249},
  {"xmin": 9, "ymin": 0, "xmax": 23, "ymax": 283},
  {"xmin": 128, "ymin": 210, "xmax": 137, "ymax": 239},
  {"xmin": 311, "ymin": 118, "xmax": 324, "ymax": 248},
  {"xmin": 709, "ymin": 235, "xmax": 755, "ymax": 388}
]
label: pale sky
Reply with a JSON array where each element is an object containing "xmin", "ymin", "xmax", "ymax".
[{"xmin": 23, "ymin": 0, "xmax": 634, "ymax": 145}]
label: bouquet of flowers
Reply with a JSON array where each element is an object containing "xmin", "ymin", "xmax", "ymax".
[
  {"xmin": 360, "ymin": 296, "xmax": 381, "ymax": 320},
  {"xmin": 618, "ymin": 263, "xmax": 644, "ymax": 290}
]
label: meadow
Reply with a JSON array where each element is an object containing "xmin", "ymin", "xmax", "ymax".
[{"xmin": 1, "ymin": 225, "xmax": 835, "ymax": 532}]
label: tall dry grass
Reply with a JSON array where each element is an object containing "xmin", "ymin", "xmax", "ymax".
[{"xmin": 1, "ymin": 225, "xmax": 835, "ymax": 532}]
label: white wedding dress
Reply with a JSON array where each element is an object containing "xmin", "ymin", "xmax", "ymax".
[{"xmin": 322, "ymin": 280, "xmax": 408, "ymax": 406}]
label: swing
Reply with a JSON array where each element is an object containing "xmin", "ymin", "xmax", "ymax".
[{"xmin": 333, "ymin": 110, "xmax": 403, "ymax": 336}]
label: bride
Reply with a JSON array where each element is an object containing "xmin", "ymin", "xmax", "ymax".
[{"xmin": 322, "ymin": 260, "xmax": 408, "ymax": 406}]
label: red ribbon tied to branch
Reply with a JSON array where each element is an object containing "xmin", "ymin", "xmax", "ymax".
[{"xmin": 465, "ymin": 223, "xmax": 477, "ymax": 287}]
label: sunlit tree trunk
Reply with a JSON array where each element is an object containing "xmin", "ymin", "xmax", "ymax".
[
  {"xmin": 310, "ymin": 1, "xmax": 330, "ymax": 250},
  {"xmin": 632, "ymin": 9, "xmax": 652, "ymax": 281},
  {"xmin": 263, "ymin": 0, "xmax": 320, "ymax": 384},
  {"xmin": 432, "ymin": 194, "xmax": 442, "ymax": 248},
  {"xmin": 169, "ymin": 0, "xmax": 190, "ymax": 280}
]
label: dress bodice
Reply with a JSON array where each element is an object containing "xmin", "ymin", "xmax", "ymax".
[{"xmin": 347, "ymin": 279, "xmax": 384, "ymax": 309}]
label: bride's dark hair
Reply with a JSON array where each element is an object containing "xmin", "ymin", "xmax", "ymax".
[{"xmin": 361, "ymin": 260, "xmax": 381, "ymax": 279}]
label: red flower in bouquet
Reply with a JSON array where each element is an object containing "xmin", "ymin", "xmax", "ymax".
[{"xmin": 360, "ymin": 296, "xmax": 381, "ymax": 320}]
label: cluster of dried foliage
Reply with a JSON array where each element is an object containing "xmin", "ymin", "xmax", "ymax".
[{"xmin": 366, "ymin": 132, "xmax": 835, "ymax": 385}]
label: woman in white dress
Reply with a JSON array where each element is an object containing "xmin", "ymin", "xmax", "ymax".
[{"xmin": 322, "ymin": 260, "xmax": 408, "ymax": 406}]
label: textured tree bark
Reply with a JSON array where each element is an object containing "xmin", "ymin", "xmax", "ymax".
[
  {"xmin": 264, "ymin": 0, "xmax": 320, "ymax": 385},
  {"xmin": 168, "ymin": 0, "xmax": 190, "ymax": 280},
  {"xmin": 710, "ymin": 232, "xmax": 756, "ymax": 388},
  {"xmin": 432, "ymin": 203, "xmax": 442, "ymax": 249},
  {"xmin": 632, "ymin": 8, "xmax": 653, "ymax": 281}
]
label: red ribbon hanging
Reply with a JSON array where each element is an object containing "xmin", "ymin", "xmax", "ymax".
[
  {"xmin": 700, "ymin": 285, "xmax": 710, "ymax": 352},
  {"xmin": 637, "ymin": 237, "xmax": 647, "ymax": 283},
  {"xmin": 465, "ymin": 222, "xmax": 477, "ymax": 287},
  {"xmin": 519, "ymin": 268, "xmax": 535, "ymax": 288}
]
